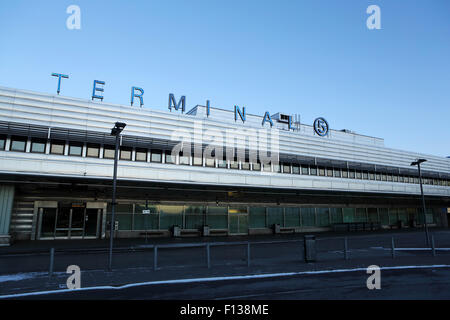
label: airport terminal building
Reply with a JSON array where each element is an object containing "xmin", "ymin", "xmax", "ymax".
[{"xmin": 0, "ymin": 86, "xmax": 449, "ymax": 245}]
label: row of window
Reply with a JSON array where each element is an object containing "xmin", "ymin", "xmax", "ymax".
[
  {"xmin": 1, "ymin": 135, "xmax": 449, "ymax": 187},
  {"xmin": 104, "ymin": 204, "xmax": 439, "ymax": 231}
]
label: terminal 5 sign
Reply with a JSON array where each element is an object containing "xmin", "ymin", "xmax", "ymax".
[{"xmin": 51, "ymin": 73, "xmax": 330, "ymax": 137}]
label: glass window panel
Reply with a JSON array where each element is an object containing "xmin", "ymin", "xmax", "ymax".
[
  {"xmin": 218, "ymin": 160, "xmax": 227, "ymax": 168},
  {"xmin": 207, "ymin": 206, "xmax": 228, "ymax": 229},
  {"xmin": 310, "ymin": 167, "xmax": 317, "ymax": 175},
  {"xmin": 151, "ymin": 151, "xmax": 162, "ymax": 163},
  {"xmin": 31, "ymin": 139, "xmax": 46, "ymax": 153},
  {"xmin": 184, "ymin": 205, "xmax": 205, "ymax": 229},
  {"xmin": 193, "ymin": 156, "xmax": 202, "ymax": 166},
  {"xmin": 230, "ymin": 161, "xmax": 239, "ymax": 169},
  {"xmin": 379, "ymin": 208, "xmax": 389, "ymax": 225},
  {"xmin": 381, "ymin": 174, "xmax": 387, "ymax": 181},
  {"xmin": 165, "ymin": 152, "xmax": 175, "ymax": 164},
  {"xmin": 241, "ymin": 162, "xmax": 250, "ymax": 170},
  {"xmin": 86, "ymin": 145, "xmax": 100, "ymax": 158},
  {"xmin": 120, "ymin": 148, "xmax": 132, "ymax": 160},
  {"xmin": 387, "ymin": 174, "xmax": 393, "ymax": 181},
  {"xmin": 159, "ymin": 205, "xmax": 183, "ymax": 230},
  {"xmin": 330, "ymin": 208, "xmax": 343, "ymax": 224},
  {"xmin": 267, "ymin": 207, "xmax": 283, "ymax": 227},
  {"xmin": 283, "ymin": 164, "xmax": 291, "ymax": 174},
  {"xmin": 301, "ymin": 208, "xmax": 315, "ymax": 226},
  {"xmin": 316, "ymin": 208, "xmax": 330, "ymax": 226},
  {"xmin": 285, "ymin": 207, "xmax": 300, "ymax": 227},
  {"xmin": 273, "ymin": 164, "xmax": 281, "ymax": 173},
  {"xmin": 343, "ymin": 208, "xmax": 356, "ymax": 223},
  {"xmin": 355, "ymin": 208, "xmax": 367, "ymax": 222},
  {"xmin": 342, "ymin": 170, "xmax": 348, "ymax": 178},
  {"xmin": 368, "ymin": 208, "xmax": 378, "ymax": 222},
  {"xmin": 292, "ymin": 165, "xmax": 300, "ymax": 174},
  {"xmin": 179, "ymin": 156, "xmax": 190, "ymax": 165},
  {"xmin": 334, "ymin": 169, "xmax": 341, "ymax": 178},
  {"xmin": 50, "ymin": 141, "xmax": 65, "ymax": 155},
  {"xmin": 69, "ymin": 143, "xmax": 83, "ymax": 156},
  {"xmin": 363, "ymin": 172, "xmax": 368, "ymax": 180},
  {"xmin": 349, "ymin": 170, "xmax": 355, "ymax": 179},
  {"xmin": 0, "ymin": 136, "xmax": 5, "ymax": 150},
  {"xmin": 302, "ymin": 166, "xmax": 310, "ymax": 175},
  {"xmin": 135, "ymin": 149, "xmax": 147, "ymax": 162},
  {"xmin": 319, "ymin": 168, "xmax": 325, "ymax": 176},
  {"xmin": 326, "ymin": 168, "xmax": 333, "ymax": 177},
  {"xmin": 10, "ymin": 137, "xmax": 27, "ymax": 152},
  {"xmin": 356, "ymin": 171, "xmax": 362, "ymax": 179},
  {"xmin": 249, "ymin": 207, "xmax": 266, "ymax": 228},
  {"xmin": 103, "ymin": 146, "xmax": 115, "ymax": 159},
  {"xmin": 205, "ymin": 157, "xmax": 215, "ymax": 167},
  {"xmin": 263, "ymin": 163, "xmax": 271, "ymax": 172},
  {"xmin": 252, "ymin": 162, "xmax": 261, "ymax": 171},
  {"xmin": 393, "ymin": 175, "xmax": 398, "ymax": 182}
]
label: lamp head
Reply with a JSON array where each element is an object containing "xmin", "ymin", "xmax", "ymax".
[
  {"xmin": 111, "ymin": 122, "xmax": 126, "ymax": 135},
  {"xmin": 410, "ymin": 158, "xmax": 427, "ymax": 166}
]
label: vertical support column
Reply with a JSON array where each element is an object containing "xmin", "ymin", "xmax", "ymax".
[
  {"xmin": 0, "ymin": 185, "xmax": 15, "ymax": 246},
  {"xmin": 49, "ymin": 248, "xmax": 55, "ymax": 277},
  {"xmin": 344, "ymin": 237, "xmax": 348, "ymax": 260},
  {"xmin": 431, "ymin": 235, "xmax": 436, "ymax": 257},
  {"xmin": 153, "ymin": 245, "xmax": 158, "ymax": 270},
  {"xmin": 247, "ymin": 242, "xmax": 251, "ymax": 267},
  {"xmin": 391, "ymin": 237, "xmax": 396, "ymax": 259},
  {"xmin": 206, "ymin": 243, "xmax": 211, "ymax": 269}
]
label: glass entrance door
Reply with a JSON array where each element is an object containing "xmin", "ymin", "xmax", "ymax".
[
  {"xmin": 228, "ymin": 207, "xmax": 248, "ymax": 235},
  {"xmin": 38, "ymin": 203, "xmax": 102, "ymax": 239}
]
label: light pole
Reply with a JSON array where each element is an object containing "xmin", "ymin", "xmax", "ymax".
[
  {"xmin": 410, "ymin": 158, "xmax": 429, "ymax": 246},
  {"xmin": 108, "ymin": 122, "xmax": 126, "ymax": 271}
]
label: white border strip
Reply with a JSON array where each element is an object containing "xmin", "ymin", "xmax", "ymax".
[{"xmin": 1, "ymin": 264, "xmax": 450, "ymax": 299}]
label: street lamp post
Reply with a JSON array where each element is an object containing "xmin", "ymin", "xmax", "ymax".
[
  {"xmin": 410, "ymin": 158, "xmax": 429, "ymax": 246},
  {"xmin": 108, "ymin": 122, "xmax": 126, "ymax": 271}
]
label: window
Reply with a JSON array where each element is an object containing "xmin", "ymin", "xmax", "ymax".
[
  {"xmin": 69, "ymin": 142, "xmax": 83, "ymax": 156},
  {"xmin": 319, "ymin": 167, "xmax": 325, "ymax": 176},
  {"xmin": 0, "ymin": 135, "xmax": 5, "ymax": 150},
  {"xmin": 342, "ymin": 170, "xmax": 348, "ymax": 178},
  {"xmin": 252, "ymin": 162, "xmax": 261, "ymax": 171},
  {"xmin": 10, "ymin": 136, "xmax": 27, "ymax": 152},
  {"xmin": 369, "ymin": 172, "xmax": 375, "ymax": 180},
  {"xmin": 120, "ymin": 147, "xmax": 132, "ymax": 161},
  {"xmin": 283, "ymin": 164, "xmax": 291, "ymax": 174},
  {"xmin": 292, "ymin": 165, "xmax": 300, "ymax": 174},
  {"xmin": 165, "ymin": 151, "xmax": 175, "ymax": 164},
  {"xmin": 103, "ymin": 145, "xmax": 115, "ymax": 159},
  {"xmin": 273, "ymin": 163, "xmax": 281, "ymax": 173},
  {"xmin": 86, "ymin": 144, "xmax": 100, "ymax": 158},
  {"xmin": 150, "ymin": 150, "xmax": 162, "ymax": 163},
  {"xmin": 262, "ymin": 163, "xmax": 271, "ymax": 172},
  {"xmin": 387, "ymin": 174, "xmax": 393, "ymax": 182},
  {"xmin": 414, "ymin": 177, "xmax": 419, "ymax": 184},
  {"xmin": 376, "ymin": 173, "xmax": 381, "ymax": 181},
  {"xmin": 310, "ymin": 166, "xmax": 317, "ymax": 175},
  {"xmin": 362, "ymin": 172, "xmax": 368, "ymax": 180},
  {"xmin": 326, "ymin": 168, "xmax": 333, "ymax": 177},
  {"xmin": 31, "ymin": 138, "xmax": 46, "ymax": 153},
  {"xmin": 334, "ymin": 168, "xmax": 341, "ymax": 178},
  {"xmin": 381, "ymin": 174, "xmax": 387, "ymax": 181},
  {"xmin": 230, "ymin": 157, "xmax": 239, "ymax": 169},
  {"xmin": 349, "ymin": 170, "xmax": 355, "ymax": 179},
  {"xmin": 301, "ymin": 166, "xmax": 310, "ymax": 175},
  {"xmin": 135, "ymin": 148, "xmax": 147, "ymax": 162},
  {"xmin": 50, "ymin": 140, "xmax": 65, "ymax": 155},
  {"xmin": 205, "ymin": 157, "xmax": 215, "ymax": 167},
  {"xmin": 192, "ymin": 155, "xmax": 202, "ymax": 166},
  {"xmin": 356, "ymin": 171, "xmax": 362, "ymax": 179},
  {"xmin": 242, "ymin": 161, "xmax": 251, "ymax": 170},
  {"xmin": 393, "ymin": 175, "xmax": 398, "ymax": 182},
  {"xmin": 217, "ymin": 158, "xmax": 227, "ymax": 168},
  {"xmin": 179, "ymin": 152, "xmax": 190, "ymax": 165}
]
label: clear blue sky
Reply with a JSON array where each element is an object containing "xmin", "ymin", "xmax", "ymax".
[{"xmin": 0, "ymin": 0, "xmax": 449, "ymax": 157}]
